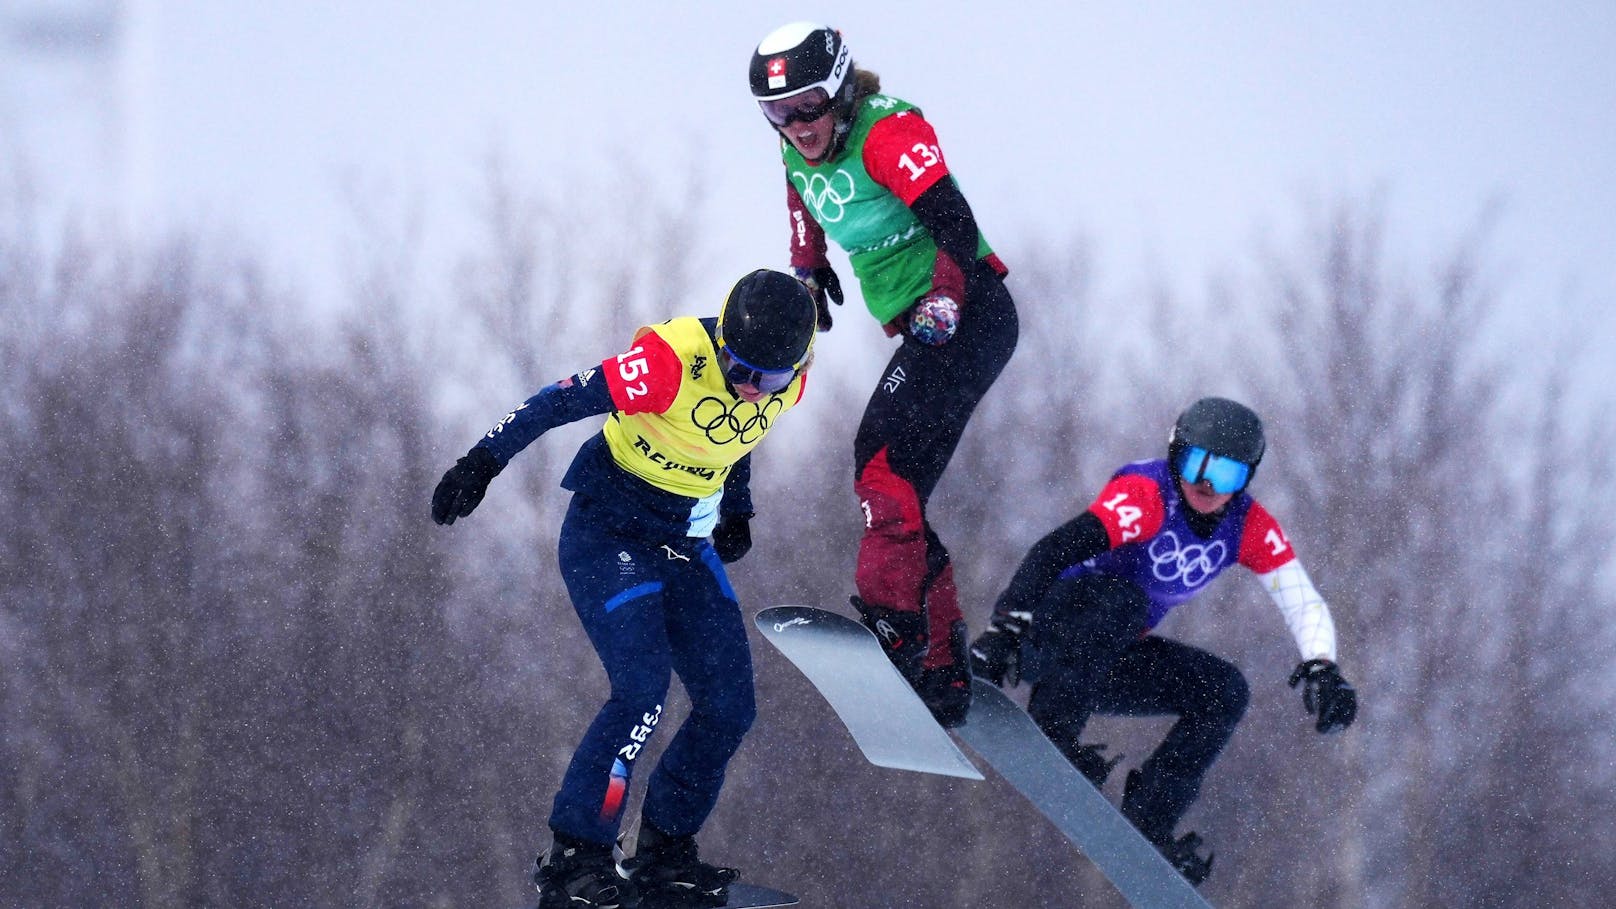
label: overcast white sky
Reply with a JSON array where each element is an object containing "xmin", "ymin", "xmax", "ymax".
[{"xmin": 6, "ymin": 1, "xmax": 1614, "ymax": 346}]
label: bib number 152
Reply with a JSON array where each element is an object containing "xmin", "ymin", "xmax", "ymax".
[{"xmin": 616, "ymin": 345, "xmax": 650, "ymax": 400}]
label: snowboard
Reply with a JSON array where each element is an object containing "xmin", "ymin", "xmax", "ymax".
[
  {"xmin": 956, "ymin": 679, "xmax": 1215, "ymax": 909},
  {"xmin": 640, "ymin": 883, "xmax": 798, "ymax": 908},
  {"xmin": 754, "ymin": 605, "xmax": 984, "ymax": 780}
]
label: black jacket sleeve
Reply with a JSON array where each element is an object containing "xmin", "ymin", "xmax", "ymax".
[
  {"xmin": 477, "ymin": 370, "xmax": 615, "ymax": 465},
  {"xmin": 992, "ymin": 511, "xmax": 1112, "ymax": 617},
  {"xmin": 721, "ymin": 454, "xmax": 754, "ymax": 517},
  {"xmin": 908, "ymin": 177, "xmax": 982, "ymax": 285}
]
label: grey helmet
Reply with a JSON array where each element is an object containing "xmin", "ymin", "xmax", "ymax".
[{"xmin": 1168, "ymin": 397, "xmax": 1266, "ymax": 490}]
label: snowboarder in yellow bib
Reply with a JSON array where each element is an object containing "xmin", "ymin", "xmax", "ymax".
[{"xmin": 433, "ymin": 269, "xmax": 816, "ymax": 908}]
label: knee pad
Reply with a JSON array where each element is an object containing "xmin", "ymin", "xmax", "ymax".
[
  {"xmin": 855, "ymin": 449, "xmax": 925, "ymax": 540},
  {"xmin": 854, "ymin": 449, "xmax": 929, "ymax": 613}
]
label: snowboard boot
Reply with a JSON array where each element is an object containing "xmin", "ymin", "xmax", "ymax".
[
  {"xmin": 535, "ymin": 832, "xmax": 640, "ymax": 909},
  {"xmin": 851, "ymin": 595, "xmax": 927, "ymax": 685},
  {"xmin": 915, "ymin": 619, "xmax": 972, "ymax": 728},
  {"xmin": 617, "ymin": 820, "xmax": 739, "ymax": 908},
  {"xmin": 1029, "ymin": 705, "xmax": 1122, "ymax": 788},
  {"xmin": 1156, "ymin": 831, "xmax": 1215, "ymax": 886},
  {"xmin": 1052, "ymin": 738, "xmax": 1124, "ymax": 788},
  {"xmin": 1120, "ymin": 769, "xmax": 1214, "ymax": 886}
]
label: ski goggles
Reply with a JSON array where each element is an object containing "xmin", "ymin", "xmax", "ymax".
[
  {"xmin": 1176, "ymin": 446, "xmax": 1253, "ymax": 495},
  {"xmin": 716, "ymin": 346, "xmax": 800, "ymax": 394},
  {"xmin": 758, "ymin": 88, "xmax": 835, "ymax": 127}
]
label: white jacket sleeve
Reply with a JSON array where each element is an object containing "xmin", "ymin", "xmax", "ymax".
[{"xmin": 1253, "ymin": 559, "xmax": 1338, "ymax": 663}]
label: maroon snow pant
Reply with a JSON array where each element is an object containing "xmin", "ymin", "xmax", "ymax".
[{"xmin": 852, "ymin": 261, "xmax": 1018, "ymax": 671}]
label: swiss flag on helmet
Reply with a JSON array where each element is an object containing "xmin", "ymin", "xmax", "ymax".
[{"xmin": 767, "ymin": 57, "xmax": 787, "ymax": 89}]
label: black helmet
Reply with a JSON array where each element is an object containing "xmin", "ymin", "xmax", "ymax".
[
  {"xmin": 1168, "ymin": 397, "xmax": 1266, "ymax": 490},
  {"xmin": 716, "ymin": 269, "xmax": 816, "ymax": 373},
  {"xmin": 749, "ymin": 22, "xmax": 851, "ymax": 104}
]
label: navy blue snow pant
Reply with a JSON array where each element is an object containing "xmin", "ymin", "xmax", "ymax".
[
  {"xmin": 547, "ymin": 495, "xmax": 756, "ymax": 846},
  {"xmin": 1026, "ymin": 574, "xmax": 1250, "ymax": 843}
]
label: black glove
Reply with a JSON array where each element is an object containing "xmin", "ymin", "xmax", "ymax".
[
  {"xmin": 970, "ymin": 611, "xmax": 1031, "ymax": 688},
  {"xmin": 431, "ymin": 446, "xmax": 503, "ymax": 525},
  {"xmin": 1288, "ymin": 659, "xmax": 1358, "ymax": 733},
  {"xmin": 793, "ymin": 266, "xmax": 843, "ymax": 332},
  {"xmin": 712, "ymin": 512, "xmax": 753, "ymax": 563}
]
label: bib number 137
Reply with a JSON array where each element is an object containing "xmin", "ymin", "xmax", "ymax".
[{"xmin": 897, "ymin": 143, "xmax": 942, "ymax": 182}]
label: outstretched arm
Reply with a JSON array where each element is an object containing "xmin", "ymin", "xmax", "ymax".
[
  {"xmin": 431, "ymin": 371, "xmax": 613, "ymax": 526},
  {"xmin": 478, "ymin": 371, "xmax": 615, "ymax": 465},
  {"xmin": 480, "ymin": 328, "xmax": 684, "ymax": 465},
  {"xmin": 433, "ymin": 330, "xmax": 684, "ymax": 526},
  {"xmin": 1255, "ymin": 558, "xmax": 1355, "ymax": 732}
]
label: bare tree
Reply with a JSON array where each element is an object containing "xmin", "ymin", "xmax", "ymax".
[
  {"xmin": 5, "ymin": 168, "xmax": 1612, "ymax": 909},
  {"xmin": 1175, "ymin": 199, "xmax": 1616, "ymax": 908}
]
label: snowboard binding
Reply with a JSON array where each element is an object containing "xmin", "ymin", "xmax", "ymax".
[
  {"xmin": 850, "ymin": 595, "xmax": 926, "ymax": 683},
  {"xmin": 1156, "ymin": 831, "xmax": 1214, "ymax": 886},
  {"xmin": 616, "ymin": 821, "xmax": 738, "ymax": 908},
  {"xmin": 1054, "ymin": 740, "xmax": 1125, "ymax": 789},
  {"xmin": 536, "ymin": 834, "xmax": 640, "ymax": 909}
]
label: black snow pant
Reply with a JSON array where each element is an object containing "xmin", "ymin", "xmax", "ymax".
[
  {"xmin": 1026, "ymin": 574, "xmax": 1250, "ymax": 843},
  {"xmin": 851, "ymin": 258, "xmax": 1018, "ymax": 670}
]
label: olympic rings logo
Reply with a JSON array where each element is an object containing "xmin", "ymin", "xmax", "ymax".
[
  {"xmin": 1147, "ymin": 531, "xmax": 1228, "ymax": 588},
  {"xmin": 691, "ymin": 395, "xmax": 783, "ymax": 445},
  {"xmin": 790, "ymin": 169, "xmax": 858, "ymax": 223}
]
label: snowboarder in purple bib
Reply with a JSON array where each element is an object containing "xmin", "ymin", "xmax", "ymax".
[
  {"xmin": 749, "ymin": 21, "xmax": 1019, "ymax": 728},
  {"xmin": 970, "ymin": 398, "xmax": 1359, "ymax": 886}
]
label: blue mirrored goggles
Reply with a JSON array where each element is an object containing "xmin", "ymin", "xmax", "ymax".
[
  {"xmin": 717, "ymin": 347, "xmax": 799, "ymax": 394},
  {"xmin": 1177, "ymin": 446, "xmax": 1253, "ymax": 495}
]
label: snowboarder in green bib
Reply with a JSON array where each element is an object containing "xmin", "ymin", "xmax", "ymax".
[{"xmin": 748, "ymin": 22, "xmax": 1019, "ymax": 726}]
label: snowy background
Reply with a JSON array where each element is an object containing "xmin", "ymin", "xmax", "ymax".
[
  {"xmin": 3, "ymin": 3, "xmax": 1615, "ymax": 907},
  {"xmin": 7, "ymin": 2, "xmax": 1614, "ymax": 335}
]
